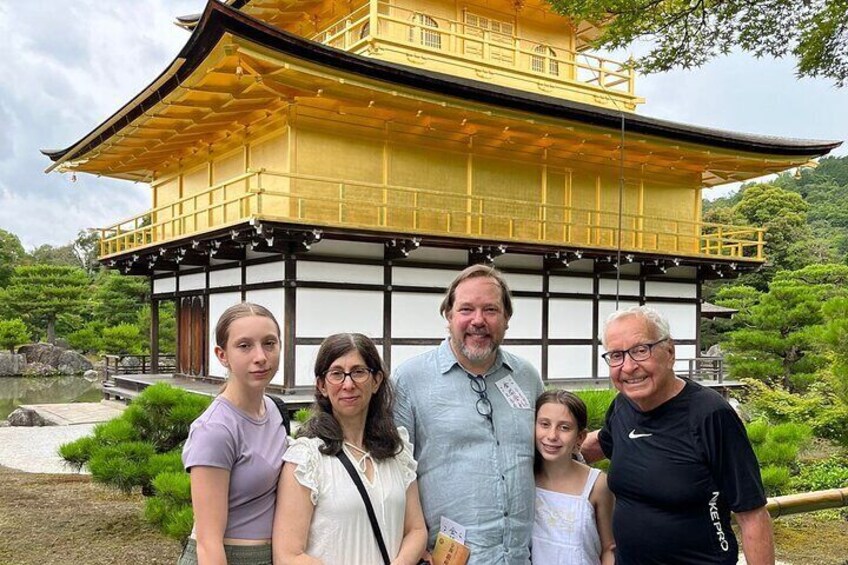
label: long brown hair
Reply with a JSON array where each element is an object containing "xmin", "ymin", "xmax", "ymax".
[
  {"xmin": 534, "ymin": 389, "xmax": 588, "ymax": 474},
  {"xmin": 298, "ymin": 333, "xmax": 401, "ymax": 460}
]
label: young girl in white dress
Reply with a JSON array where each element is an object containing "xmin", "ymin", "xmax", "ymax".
[{"xmin": 533, "ymin": 390, "xmax": 615, "ymax": 565}]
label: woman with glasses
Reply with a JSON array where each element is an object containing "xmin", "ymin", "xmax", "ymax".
[{"xmin": 273, "ymin": 333, "xmax": 427, "ymax": 565}]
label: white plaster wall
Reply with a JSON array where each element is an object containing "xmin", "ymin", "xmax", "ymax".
[
  {"xmin": 153, "ymin": 276, "xmax": 176, "ymax": 294},
  {"xmin": 500, "ymin": 345, "xmax": 542, "ymax": 377},
  {"xmin": 549, "ymin": 275, "xmax": 593, "ymax": 294},
  {"xmin": 297, "ymin": 289, "xmax": 383, "ymax": 337},
  {"xmin": 298, "ymin": 261, "xmax": 383, "ymax": 285},
  {"xmin": 644, "ymin": 302, "xmax": 697, "ymax": 340},
  {"xmin": 180, "ymin": 272, "xmax": 205, "ymax": 292},
  {"xmin": 311, "ymin": 240, "xmax": 384, "ymax": 259},
  {"xmin": 673, "ymin": 344, "xmax": 698, "ymax": 373},
  {"xmin": 549, "ymin": 299, "xmax": 594, "ymax": 339},
  {"xmin": 295, "ymin": 344, "xmax": 320, "ymax": 387},
  {"xmin": 245, "ymin": 288, "xmax": 286, "ymax": 386},
  {"xmin": 401, "ymin": 246, "xmax": 467, "ymax": 265},
  {"xmin": 209, "ymin": 267, "xmax": 241, "ymax": 288},
  {"xmin": 599, "ymin": 278, "xmax": 639, "ymax": 296},
  {"xmin": 207, "ymin": 292, "xmax": 243, "ymax": 378},
  {"xmin": 392, "ymin": 267, "xmax": 455, "ymax": 288},
  {"xmin": 548, "ymin": 345, "xmax": 594, "ymax": 379},
  {"xmin": 392, "ymin": 292, "xmax": 446, "ymax": 338},
  {"xmin": 389, "ymin": 345, "xmax": 437, "ymax": 373},
  {"xmin": 508, "ymin": 297, "xmax": 542, "ymax": 339},
  {"xmin": 501, "ymin": 273, "xmax": 543, "ymax": 292},
  {"xmin": 645, "ymin": 281, "xmax": 697, "ymax": 298},
  {"xmin": 246, "ymin": 261, "xmax": 284, "ymax": 285}
]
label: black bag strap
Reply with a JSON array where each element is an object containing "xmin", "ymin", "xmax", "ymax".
[
  {"xmin": 266, "ymin": 395, "xmax": 291, "ymax": 436},
  {"xmin": 336, "ymin": 450, "xmax": 391, "ymax": 565}
]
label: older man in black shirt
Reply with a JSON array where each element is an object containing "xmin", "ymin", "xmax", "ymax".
[{"xmin": 584, "ymin": 306, "xmax": 774, "ymax": 564}]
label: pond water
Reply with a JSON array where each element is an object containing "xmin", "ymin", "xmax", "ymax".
[{"xmin": 0, "ymin": 376, "xmax": 102, "ymax": 420}]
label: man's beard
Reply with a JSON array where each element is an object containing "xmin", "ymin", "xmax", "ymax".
[{"xmin": 452, "ymin": 333, "xmax": 499, "ymax": 363}]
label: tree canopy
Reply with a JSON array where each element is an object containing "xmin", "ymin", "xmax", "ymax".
[{"xmin": 547, "ymin": 0, "xmax": 848, "ymax": 86}]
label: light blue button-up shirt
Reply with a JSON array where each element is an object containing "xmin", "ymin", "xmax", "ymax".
[{"xmin": 393, "ymin": 339, "xmax": 544, "ymax": 565}]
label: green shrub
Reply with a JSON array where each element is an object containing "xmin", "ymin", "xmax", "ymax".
[
  {"xmin": 93, "ymin": 418, "xmax": 140, "ymax": 445},
  {"xmin": 790, "ymin": 456, "xmax": 848, "ymax": 492},
  {"xmin": 66, "ymin": 326, "xmax": 101, "ymax": 354},
  {"xmin": 163, "ymin": 505, "xmax": 194, "ymax": 540},
  {"xmin": 147, "ymin": 450, "xmax": 184, "ymax": 479},
  {"xmin": 769, "ymin": 422, "xmax": 812, "ymax": 444},
  {"xmin": 144, "ymin": 473, "xmax": 194, "ymax": 541},
  {"xmin": 56, "ymin": 383, "xmax": 214, "ymax": 541},
  {"xmin": 57, "ymin": 436, "xmax": 97, "ymax": 472},
  {"xmin": 746, "ymin": 419, "xmax": 769, "ymax": 445},
  {"xmin": 294, "ymin": 407, "xmax": 311, "ymax": 423},
  {"xmin": 760, "ymin": 465, "xmax": 792, "ymax": 496},
  {"xmin": 574, "ymin": 389, "xmax": 617, "ymax": 430},
  {"xmin": 101, "ymin": 323, "xmax": 144, "ymax": 355},
  {"xmin": 151, "ymin": 471, "xmax": 191, "ymax": 504},
  {"xmin": 123, "ymin": 382, "xmax": 211, "ymax": 452},
  {"xmin": 88, "ymin": 441, "xmax": 157, "ymax": 494},
  {"xmin": 754, "ymin": 440, "xmax": 798, "ymax": 466},
  {"xmin": 0, "ymin": 318, "xmax": 29, "ymax": 353}
]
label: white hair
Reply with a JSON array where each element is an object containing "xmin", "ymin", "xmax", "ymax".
[{"xmin": 601, "ymin": 306, "xmax": 671, "ymax": 348}]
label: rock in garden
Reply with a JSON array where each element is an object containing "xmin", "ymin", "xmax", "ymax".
[
  {"xmin": 18, "ymin": 343, "xmax": 64, "ymax": 367},
  {"xmin": 7, "ymin": 407, "xmax": 56, "ymax": 426},
  {"xmin": 57, "ymin": 351, "xmax": 94, "ymax": 375},
  {"xmin": 22, "ymin": 362, "xmax": 58, "ymax": 377},
  {"xmin": 83, "ymin": 369, "xmax": 100, "ymax": 382},
  {"xmin": 0, "ymin": 353, "xmax": 26, "ymax": 377}
]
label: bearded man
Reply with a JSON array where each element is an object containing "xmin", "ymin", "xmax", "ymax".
[{"xmin": 393, "ymin": 265, "xmax": 544, "ymax": 565}]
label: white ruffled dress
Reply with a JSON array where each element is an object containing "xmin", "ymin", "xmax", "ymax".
[{"xmin": 282, "ymin": 426, "xmax": 417, "ymax": 564}]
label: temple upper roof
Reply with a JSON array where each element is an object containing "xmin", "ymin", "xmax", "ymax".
[{"xmin": 43, "ymin": 0, "xmax": 840, "ymax": 181}]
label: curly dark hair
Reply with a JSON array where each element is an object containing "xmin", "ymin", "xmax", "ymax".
[
  {"xmin": 533, "ymin": 389, "xmax": 588, "ymax": 474},
  {"xmin": 297, "ymin": 333, "xmax": 401, "ymax": 461}
]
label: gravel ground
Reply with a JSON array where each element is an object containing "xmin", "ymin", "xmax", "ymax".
[{"xmin": 0, "ymin": 424, "xmax": 96, "ymax": 474}]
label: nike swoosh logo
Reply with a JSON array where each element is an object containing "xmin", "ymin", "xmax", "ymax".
[{"xmin": 629, "ymin": 429, "xmax": 653, "ymax": 439}]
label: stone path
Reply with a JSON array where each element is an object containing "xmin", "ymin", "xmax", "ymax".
[
  {"xmin": 17, "ymin": 400, "xmax": 125, "ymax": 425},
  {"xmin": 0, "ymin": 423, "xmax": 96, "ymax": 474},
  {"xmin": 0, "ymin": 400, "xmax": 126, "ymax": 474}
]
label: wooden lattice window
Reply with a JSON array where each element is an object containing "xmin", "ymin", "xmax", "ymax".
[
  {"xmin": 409, "ymin": 13, "xmax": 441, "ymax": 49},
  {"xmin": 531, "ymin": 45, "xmax": 559, "ymax": 76}
]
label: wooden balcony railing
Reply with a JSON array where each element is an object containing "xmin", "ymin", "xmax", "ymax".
[
  {"xmin": 98, "ymin": 169, "xmax": 764, "ymax": 260},
  {"xmin": 311, "ymin": 2, "xmax": 637, "ymax": 103}
]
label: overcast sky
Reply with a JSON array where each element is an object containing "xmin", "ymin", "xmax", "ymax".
[{"xmin": 1, "ymin": 0, "xmax": 845, "ymax": 250}]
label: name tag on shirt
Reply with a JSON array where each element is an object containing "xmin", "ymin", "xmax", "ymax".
[{"xmin": 495, "ymin": 375, "xmax": 532, "ymax": 409}]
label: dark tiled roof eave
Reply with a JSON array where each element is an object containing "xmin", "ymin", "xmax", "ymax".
[{"xmin": 43, "ymin": 0, "xmax": 842, "ymax": 167}]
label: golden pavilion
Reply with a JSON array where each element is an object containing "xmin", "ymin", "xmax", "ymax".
[{"xmin": 44, "ymin": 0, "xmax": 840, "ymax": 386}]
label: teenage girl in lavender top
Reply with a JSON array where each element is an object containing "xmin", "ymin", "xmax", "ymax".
[
  {"xmin": 179, "ymin": 303, "xmax": 288, "ymax": 565},
  {"xmin": 533, "ymin": 390, "xmax": 615, "ymax": 565}
]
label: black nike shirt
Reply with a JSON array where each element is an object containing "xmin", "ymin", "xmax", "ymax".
[{"xmin": 598, "ymin": 379, "xmax": 766, "ymax": 564}]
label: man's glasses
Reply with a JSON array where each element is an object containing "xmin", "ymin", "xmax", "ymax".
[
  {"xmin": 322, "ymin": 367, "xmax": 374, "ymax": 384},
  {"xmin": 601, "ymin": 338, "xmax": 668, "ymax": 367},
  {"xmin": 468, "ymin": 374, "xmax": 493, "ymax": 422}
]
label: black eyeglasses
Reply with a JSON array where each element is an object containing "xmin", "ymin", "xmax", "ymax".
[
  {"xmin": 322, "ymin": 367, "xmax": 374, "ymax": 384},
  {"xmin": 467, "ymin": 374, "xmax": 493, "ymax": 422},
  {"xmin": 601, "ymin": 338, "xmax": 669, "ymax": 367}
]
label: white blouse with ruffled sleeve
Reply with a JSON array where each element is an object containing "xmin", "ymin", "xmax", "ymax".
[{"xmin": 282, "ymin": 426, "xmax": 418, "ymax": 564}]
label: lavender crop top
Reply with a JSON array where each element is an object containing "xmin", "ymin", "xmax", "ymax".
[{"xmin": 182, "ymin": 396, "xmax": 288, "ymax": 539}]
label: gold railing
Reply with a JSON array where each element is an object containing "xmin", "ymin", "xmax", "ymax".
[
  {"xmin": 98, "ymin": 170, "xmax": 764, "ymax": 260},
  {"xmin": 310, "ymin": 2, "xmax": 636, "ymax": 99}
]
